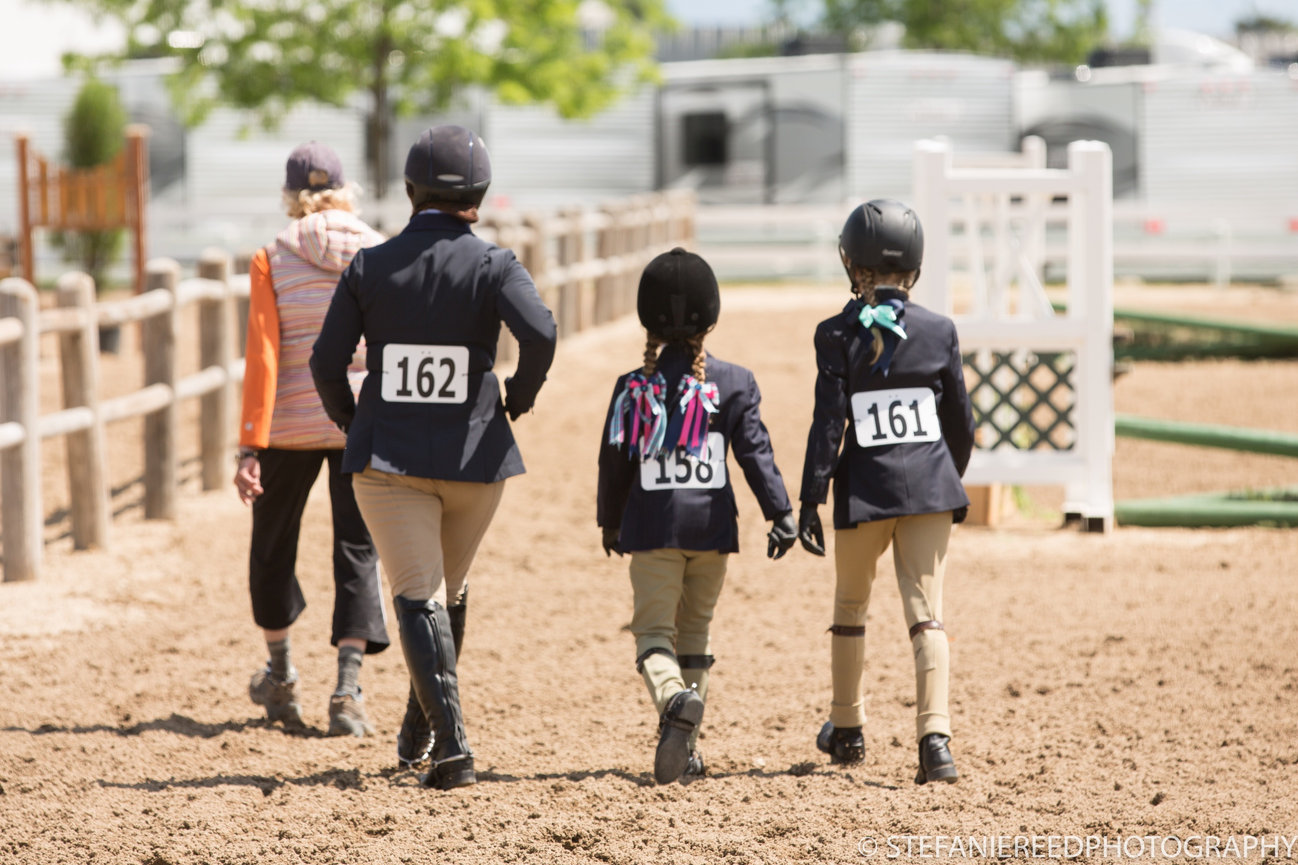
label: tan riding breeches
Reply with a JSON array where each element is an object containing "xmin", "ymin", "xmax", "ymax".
[
  {"xmin": 831, "ymin": 511, "xmax": 953, "ymax": 742},
  {"xmin": 351, "ymin": 465, "xmax": 504, "ymax": 604},
  {"xmin": 629, "ymin": 548, "xmax": 728, "ymax": 747}
]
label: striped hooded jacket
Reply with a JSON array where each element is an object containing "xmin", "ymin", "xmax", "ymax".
[{"xmin": 239, "ymin": 209, "xmax": 384, "ymax": 451}]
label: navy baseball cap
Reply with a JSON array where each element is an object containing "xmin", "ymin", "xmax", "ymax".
[{"xmin": 285, "ymin": 141, "xmax": 345, "ymax": 192}]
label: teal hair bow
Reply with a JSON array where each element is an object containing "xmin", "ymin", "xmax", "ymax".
[{"xmin": 857, "ymin": 303, "xmax": 908, "ymax": 341}]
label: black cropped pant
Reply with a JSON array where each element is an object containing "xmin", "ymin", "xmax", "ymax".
[{"xmin": 248, "ymin": 448, "xmax": 389, "ymax": 654}]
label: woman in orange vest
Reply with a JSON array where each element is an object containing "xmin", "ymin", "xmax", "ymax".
[{"xmin": 233, "ymin": 141, "xmax": 390, "ymax": 736}]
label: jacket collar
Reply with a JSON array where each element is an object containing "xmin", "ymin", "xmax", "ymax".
[{"xmin": 402, "ymin": 211, "xmax": 475, "ymax": 236}]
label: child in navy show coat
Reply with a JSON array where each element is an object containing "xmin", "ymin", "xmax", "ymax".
[
  {"xmin": 597, "ymin": 248, "xmax": 797, "ymax": 785},
  {"xmin": 798, "ymin": 199, "xmax": 976, "ymax": 786}
]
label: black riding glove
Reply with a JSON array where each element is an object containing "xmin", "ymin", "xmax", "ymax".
[
  {"xmin": 953, "ymin": 505, "xmax": 969, "ymax": 525},
  {"xmin": 602, "ymin": 525, "xmax": 623, "ymax": 557},
  {"xmin": 766, "ymin": 511, "xmax": 797, "ymax": 560},
  {"xmin": 798, "ymin": 504, "xmax": 826, "ymax": 556},
  {"xmin": 503, "ymin": 376, "xmax": 528, "ymax": 421}
]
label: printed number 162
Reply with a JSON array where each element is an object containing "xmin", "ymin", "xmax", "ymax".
[{"xmin": 394, "ymin": 355, "xmax": 457, "ymax": 399}]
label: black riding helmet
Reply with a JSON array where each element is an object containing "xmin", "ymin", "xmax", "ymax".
[
  {"xmin": 637, "ymin": 247, "xmax": 720, "ymax": 341},
  {"xmin": 839, "ymin": 199, "xmax": 924, "ymax": 286},
  {"xmin": 404, "ymin": 125, "xmax": 492, "ymax": 208}
]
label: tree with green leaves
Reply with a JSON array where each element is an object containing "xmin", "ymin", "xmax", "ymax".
[
  {"xmin": 822, "ymin": 0, "xmax": 1108, "ymax": 64},
  {"xmin": 71, "ymin": 0, "xmax": 672, "ymax": 199},
  {"xmin": 59, "ymin": 78, "xmax": 127, "ymax": 293}
]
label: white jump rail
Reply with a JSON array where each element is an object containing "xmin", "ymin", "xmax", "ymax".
[{"xmin": 913, "ymin": 138, "xmax": 1115, "ymax": 531}]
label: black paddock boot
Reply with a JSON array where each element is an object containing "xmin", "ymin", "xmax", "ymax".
[
  {"xmin": 396, "ymin": 590, "xmax": 468, "ymax": 769},
  {"xmin": 816, "ymin": 721, "xmax": 865, "ymax": 765},
  {"xmin": 915, "ymin": 733, "xmax": 959, "ymax": 785},
  {"xmin": 654, "ymin": 689, "xmax": 704, "ymax": 785},
  {"xmin": 394, "ymin": 595, "xmax": 475, "ymax": 790}
]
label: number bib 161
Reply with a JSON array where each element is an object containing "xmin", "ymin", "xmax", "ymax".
[
  {"xmin": 850, "ymin": 387, "xmax": 941, "ymax": 448},
  {"xmin": 640, "ymin": 432, "xmax": 727, "ymax": 491},
  {"xmin": 381, "ymin": 344, "xmax": 470, "ymax": 404}
]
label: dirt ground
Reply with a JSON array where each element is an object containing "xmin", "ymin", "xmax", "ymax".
[{"xmin": 1, "ymin": 282, "xmax": 1296, "ymax": 864}]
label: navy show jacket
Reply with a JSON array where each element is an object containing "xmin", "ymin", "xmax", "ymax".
[
  {"xmin": 800, "ymin": 291, "xmax": 976, "ymax": 530},
  {"xmin": 597, "ymin": 344, "xmax": 792, "ymax": 554},
  {"xmin": 311, "ymin": 211, "xmax": 557, "ymax": 483}
]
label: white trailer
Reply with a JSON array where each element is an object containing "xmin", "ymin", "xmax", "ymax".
[{"xmin": 1016, "ymin": 61, "xmax": 1298, "ymax": 282}]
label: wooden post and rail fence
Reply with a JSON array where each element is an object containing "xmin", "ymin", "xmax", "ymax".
[{"xmin": 0, "ymin": 191, "xmax": 695, "ymax": 583}]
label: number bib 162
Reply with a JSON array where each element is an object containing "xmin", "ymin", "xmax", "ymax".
[
  {"xmin": 640, "ymin": 432, "xmax": 727, "ymax": 491},
  {"xmin": 850, "ymin": 387, "xmax": 941, "ymax": 448},
  {"xmin": 381, "ymin": 344, "xmax": 470, "ymax": 404}
]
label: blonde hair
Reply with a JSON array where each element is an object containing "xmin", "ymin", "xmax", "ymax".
[
  {"xmin": 641, "ymin": 334, "xmax": 664, "ymax": 376},
  {"xmin": 282, "ymin": 182, "xmax": 361, "ymax": 219},
  {"xmin": 641, "ymin": 332, "xmax": 708, "ymax": 383},
  {"xmin": 848, "ymin": 268, "xmax": 917, "ymax": 306}
]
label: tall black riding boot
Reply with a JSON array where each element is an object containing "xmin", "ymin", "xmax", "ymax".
[
  {"xmin": 396, "ymin": 589, "xmax": 468, "ymax": 769},
  {"xmin": 395, "ymin": 595, "xmax": 475, "ymax": 789}
]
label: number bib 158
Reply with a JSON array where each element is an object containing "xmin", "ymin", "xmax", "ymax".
[
  {"xmin": 850, "ymin": 387, "xmax": 941, "ymax": 448},
  {"xmin": 381, "ymin": 344, "xmax": 470, "ymax": 404},
  {"xmin": 640, "ymin": 432, "xmax": 727, "ymax": 491}
]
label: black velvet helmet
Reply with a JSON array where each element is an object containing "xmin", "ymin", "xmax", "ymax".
[
  {"xmin": 404, "ymin": 125, "xmax": 492, "ymax": 207},
  {"xmin": 637, "ymin": 248, "xmax": 720, "ymax": 340},
  {"xmin": 839, "ymin": 199, "xmax": 924, "ymax": 279}
]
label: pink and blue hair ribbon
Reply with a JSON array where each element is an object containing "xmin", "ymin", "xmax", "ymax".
[
  {"xmin": 666, "ymin": 376, "xmax": 720, "ymax": 462},
  {"xmin": 608, "ymin": 372, "xmax": 668, "ymax": 460}
]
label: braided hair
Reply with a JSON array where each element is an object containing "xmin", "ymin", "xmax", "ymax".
[
  {"xmin": 642, "ymin": 334, "xmax": 665, "ymax": 376},
  {"xmin": 642, "ymin": 332, "xmax": 708, "ymax": 381},
  {"xmin": 848, "ymin": 267, "xmax": 918, "ymax": 305}
]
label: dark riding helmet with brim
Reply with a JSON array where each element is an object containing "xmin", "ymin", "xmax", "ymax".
[
  {"xmin": 839, "ymin": 199, "xmax": 924, "ymax": 286},
  {"xmin": 404, "ymin": 125, "xmax": 492, "ymax": 208},
  {"xmin": 637, "ymin": 247, "xmax": 720, "ymax": 341}
]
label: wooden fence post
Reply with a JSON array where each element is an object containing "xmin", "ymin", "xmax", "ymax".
[
  {"xmin": 15, "ymin": 135, "xmax": 35, "ymax": 288},
  {"xmin": 523, "ymin": 212, "xmax": 555, "ymax": 325},
  {"xmin": 197, "ymin": 249, "xmax": 232, "ymax": 491},
  {"xmin": 621, "ymin": 201, "xmax": 638, "ymax": 315},
  {"xmin": 631, "ymin": 196, "xmax": 652, "ymax": 306},
  {"xmin": 143, "ymin": 259, "xmax": 179, "ymax": 519},
  {"xmin": 233, "ymin": 252, "xmax": 252, "ymax": 358},
  {"xmin": 595, "ymin": 204, "xmax": 621, "ymax": 325},
  {"xmin": 555, "ymin": 206, "xmax": 583, "ymax": 338},
  {"xmin": 125, "ymin": 125, "xmax": 149, "ymax": 293},
  {"xmin": 56, "ymin": 272, "xmax": 110, "ymax": 550},
  {"xmin": 0, "ymin": 278, "xmax": 41, "ymax": 582},
  {"xmin": 490, "ymin": 215, "xmax": 519, "ymax": 364}
]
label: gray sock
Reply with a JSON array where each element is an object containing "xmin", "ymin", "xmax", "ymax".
[
  {"xmin": 268, "ymin": 637, "xmax": 294, "ymax": 682},
  {"xmin": 335, "ymin": 646, "xmax": 364, "ymax": 697}
]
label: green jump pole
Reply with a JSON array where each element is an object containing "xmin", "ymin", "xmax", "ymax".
[
  {"xmin": 1053, "ymin": 300, "xmax": 1298, "ymax": 343},
  {"xmin": 1115, "ymin": 414, "xmax": 1298, "ymax": 459},
  {"xmin": 1109, "ymin": 307, "xmax": 1298, "ymax": 343},
  {"xmin": 1116, "ymin": 494, "xmax": 1298, "ymax": 528}
]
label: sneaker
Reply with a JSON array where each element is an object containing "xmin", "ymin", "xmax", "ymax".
[
  {"xmin": 684, "ymin": 750, "xmax": 706, "ymax": 777},
  {"xmin": 654, "ymin": 689, "xmax": 705, "ymax": 785},
  {"xmin": 816, "ymin": 721, "xmax": 865, "ymax": 765},
  {"xmin": 327, "ymin": 691, "xmax": 374, "ymax": 737},
  {"xmin": 249, "ymin": 665, "xmax": 304, "ymax": 727},
  {"xmin": 915, "ymin": 733, "xmax": 959, "ymax": 785}
]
